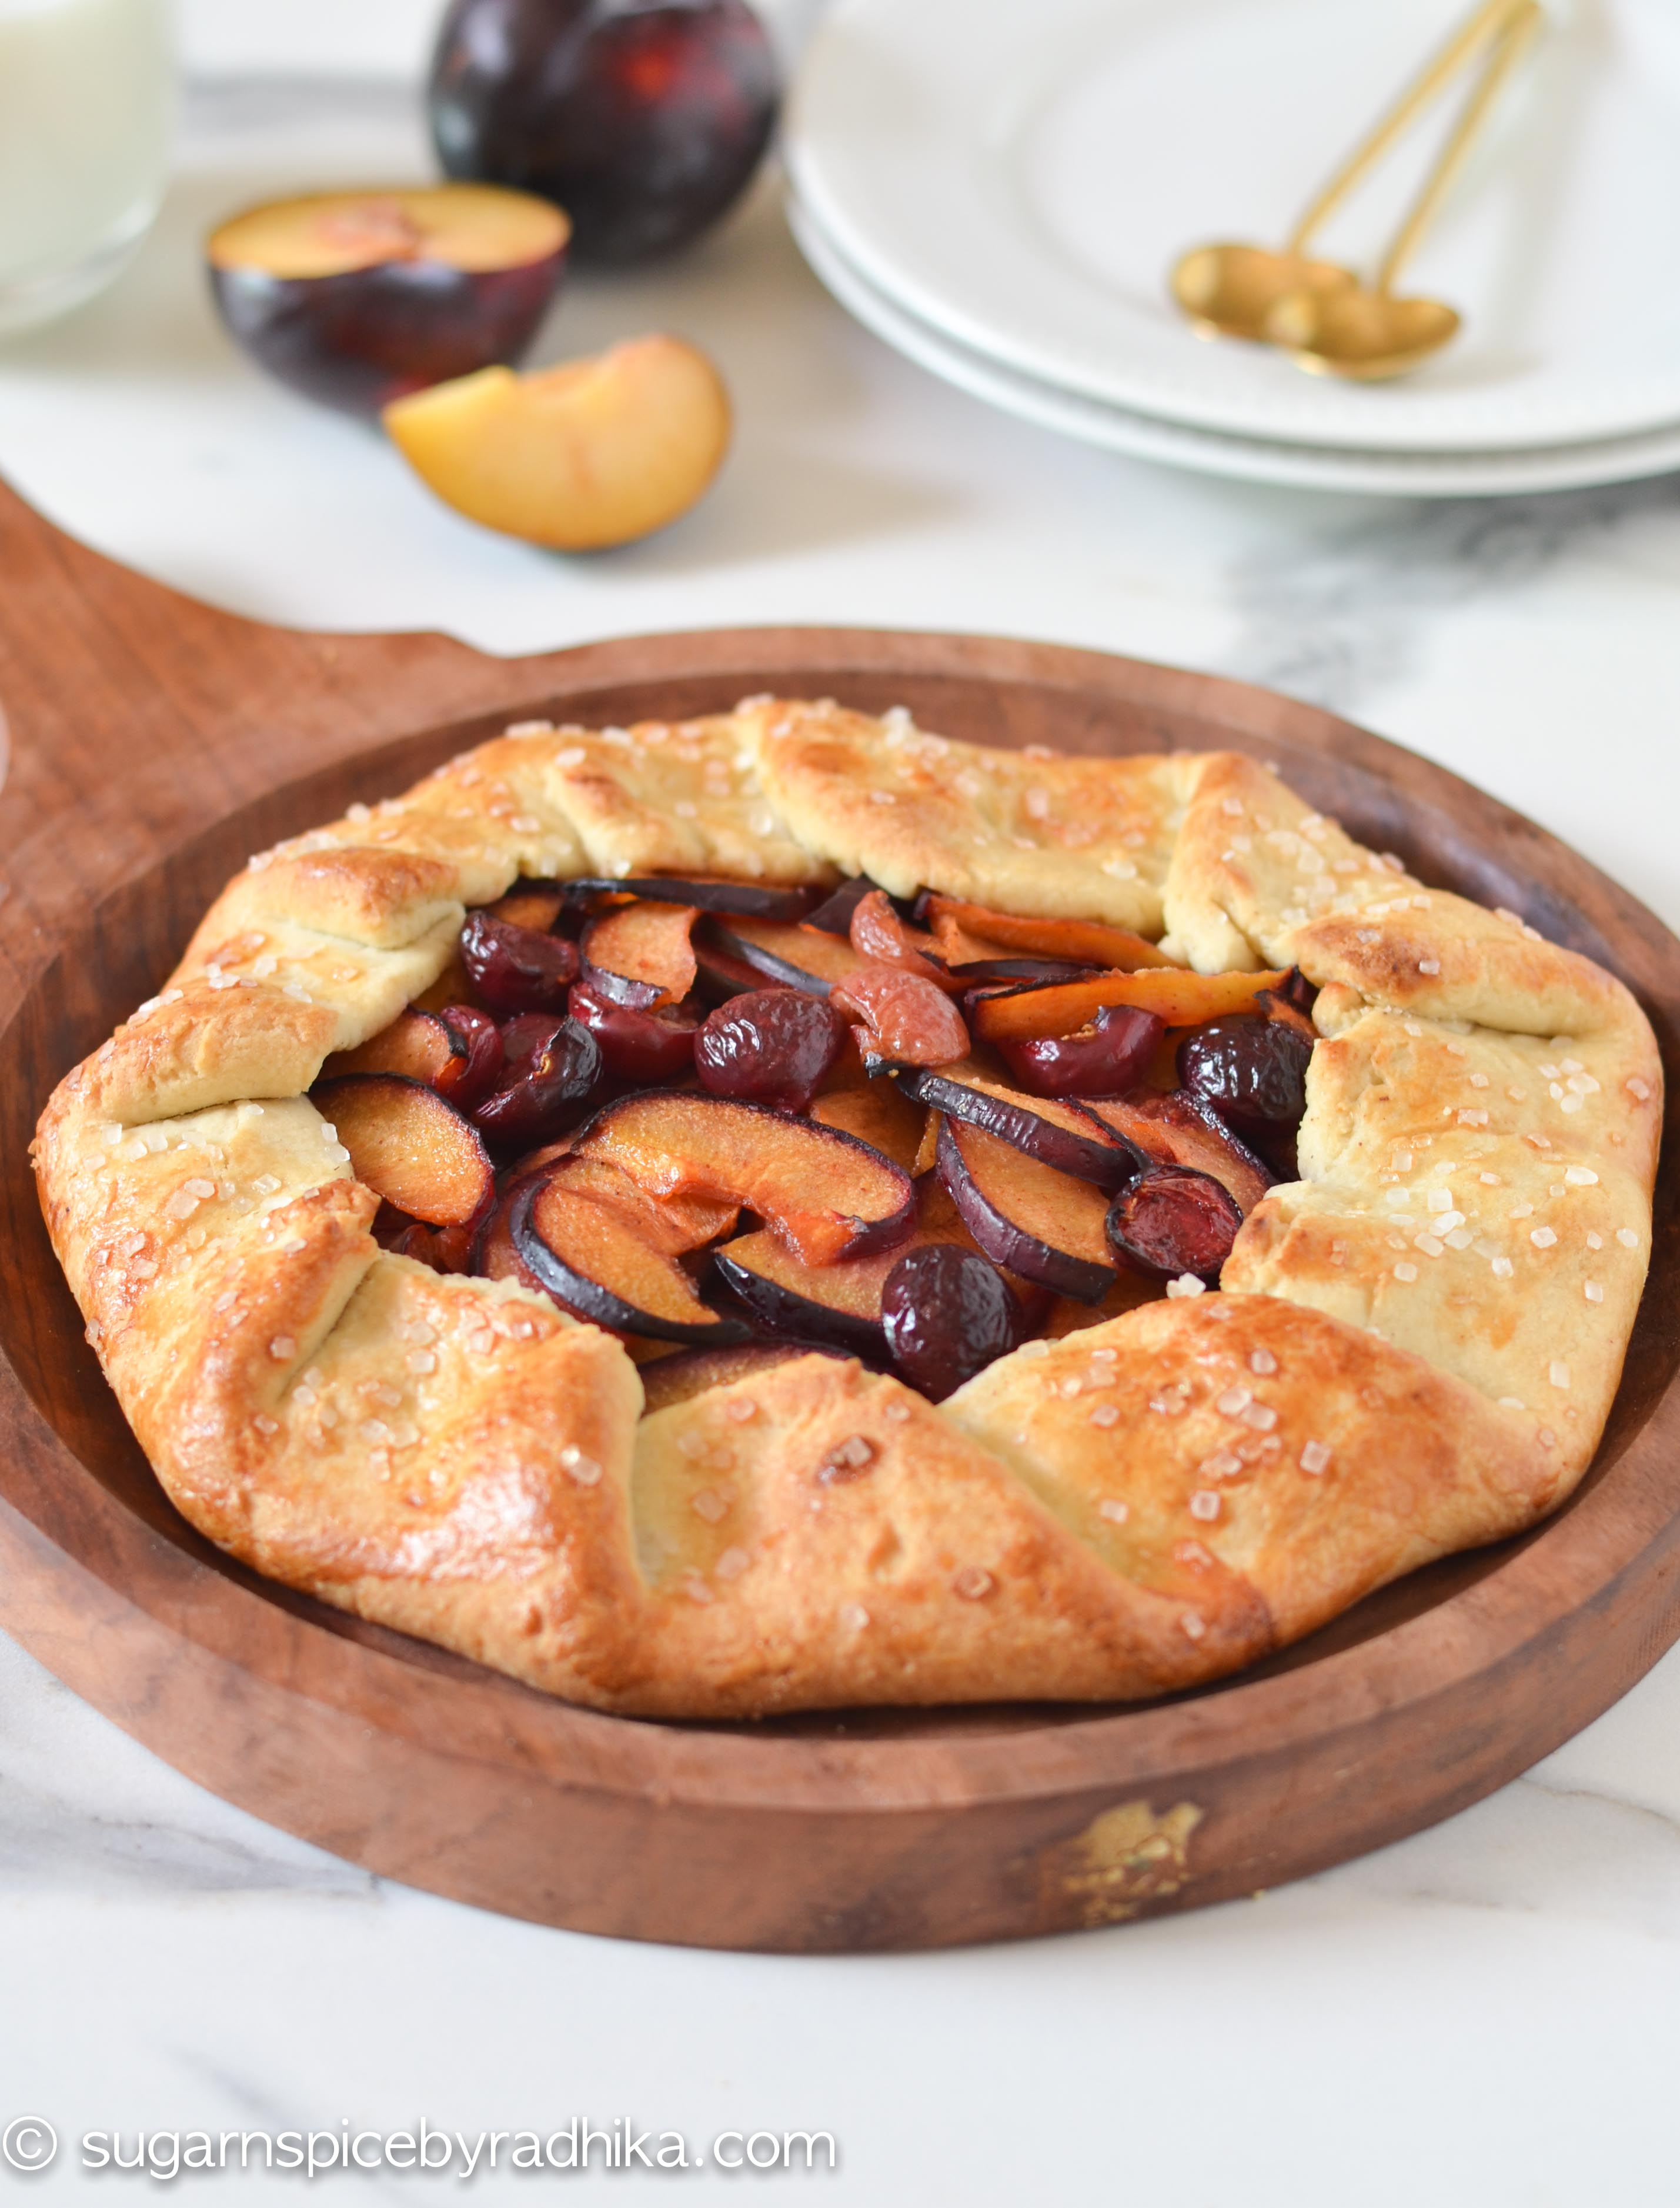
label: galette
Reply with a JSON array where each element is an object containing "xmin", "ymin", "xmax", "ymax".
[{"xmin": 35, "ymin": 698, "xmax": 1661, "ymax": 1717}]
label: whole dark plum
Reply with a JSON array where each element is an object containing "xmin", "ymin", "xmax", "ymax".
[
  {"xmin": 429, "ymin": 0, "xmax": 780, "ymax": 265},
  {"xmin": 881, "ymin": 1243, "xmax": 1024, "ymax": 1402}
]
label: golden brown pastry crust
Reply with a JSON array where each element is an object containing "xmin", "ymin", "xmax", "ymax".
[{"xmin": 33, "ymin": 701, "xmax": 1662, "ymax": 1716}]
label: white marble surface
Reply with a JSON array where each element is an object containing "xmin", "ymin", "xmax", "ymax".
[{"xmin": 4, "ymin": 10, "xmax": 1680, "ymax": 2202}]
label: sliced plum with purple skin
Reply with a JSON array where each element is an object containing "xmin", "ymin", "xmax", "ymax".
[
  {"xmin": 560, "ymin": 874, "xmax": 812, "ymax": 921},
  {"xmin": 511, "ymin": 1159, "xmax": 748, "ymax": 1345},
  {"xmin": 323, "ymin": 1005, "xmax": 502, "ymax": 1111},
  {"xmin": 578, "ymin": 1091, "xmax": 916, "ymax": 1266},
  {"xmin": 569, "ymin": 980, "xmax": 701, "ymax": 1085},
  {"xmin": 638, "ymin": 1338, "xmax": 845, "ymax": 1413},
  {"xmin": 1105, "ymin": 1164, "xmax": 1242, "ymax": 1284},
  {"xmin": 459, "ymin": 908, "xmax": 579, "ymax": 1013},
  {"xmin": 706, "ymin": 915, "xmax": 866, "ymax": 998},
  {"xmin": 936, "ymin": 1115, "xmax": 1116, "ymax": 1303},
  {"xmin": 996, "ymin": 1003, "xmax": 1165, "ymax": 1100},
  {"xmin": 313, "ymin": 1072, "xmax": 495, "ymax": 1226},
  {"xmin": 1178, "ymin": 1015, "xmax": 1314, "ymax": 1139},
  {"xmin": 918, "ymin": 896, "xmax": 1181, "ymax": 973},
  {"xmin": 692, "ymin": 932, "xmax": 792, "ymax": 1005},
  {"xmin": 881, "ymin": 1243, "xmax": 1025, "ymax": 1401},
  {"xmin": 472, "ymin": 1016, "xmax": 603, "ymax": 1150},
  {"xmin": 807, "ymin": 1077, "xmax": 928, "ymax": 1176},
  {"xmin": 579, "ymin": 899, "xmax": 699, "ymax": 1008},
  {"xmin": 802, "ymin": 875, "xmax": 877, "ymax": 939},
  {"xmin": 693, "ymin": 989, "xmax": 847, "ymax": 1112},
  {"xmin": 1074, "ymin": 1090, "xmax": 1272, "ymax": 1216},
  {"xmin": 899, "ymin": 1063, "xmax": 1131, "ymax": 1188},
  {"xmin": 711, "ymin": 1231, "xmax": 896, "ymax": 1363}
]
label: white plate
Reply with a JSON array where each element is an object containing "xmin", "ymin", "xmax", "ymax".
[
  {"xmin": 786, "ymin": 0, "xmax": 1680, "ymax": 455},
  {"xmin": 790, "ymin": 192, "xmax": 1680, "ymax": 496}
]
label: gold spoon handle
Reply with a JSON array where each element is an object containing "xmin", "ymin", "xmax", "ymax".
[
  {"xmin": 1285, "ymin": 0, "xmax": 1533, "ymax": 255},
  {"xmin": 1374, "ymin": 0, "xmax": 1542, "ymax": 293}
]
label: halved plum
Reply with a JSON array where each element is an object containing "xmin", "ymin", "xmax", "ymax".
[
  {"xmin": 1106, "ymin": 1164, "xmax": 1241, "ymax": 1284},
  {"xmin": 579, "ymin": 899, "xmax": 699, "ymax": 1008},
  {"xmin": 638, "ymin": 1339, "xmax": 843, "ymax": 1414},
  {"xmin": 996, "ymin": 1003, "xmax": 1165, "ymax": 1099},
  {"xmin": 881, "ymin": 1243, "xmax": 1024, "ymax": 1401},
  {"xmin": 313, "ymin": 1072, "xmax": 494, "ymax": 1226},
  {"xmin": 693, "ymin": 989, "xmax": 847, "ymax": 1112},
  {"xmin": 919, "ymin": 896, "xmax": 1180, "ymax": 973},
  {"xmin": 899, "ymin": 1064, "xmax": 1131, "ymax": 1188},
  {"xmin": 562, "ymin": 875, "xmax": 811, "ymax": 921},
  {"xmin": 936, "ymin": 1115, "xmax": 1115, "ymax": 1302},
  {"xmin": 971, "ymin": 966, "xmax": 1292, "ymax": 1046},
  {"xmin": 707, "ymin": 916, "xmax": 865, "ymax": 997},
  {"xmin": 512, "ymin": 1162, "xmax": 746, "ymax": 1344},
  {"xmin": 472, "ymin": 1016, "xmax": 603, "ymax": 1149},
  {"xmin": 831, "ymin": 966, "xmax": 970, "ymax": 1070},
  {"xmin": 569, "ymin": 980, "xmax": 701, "ymax": 1085},
  {"xmin": 577, "ymin": 1092, "xmax": 916, "ymax": 1265},
  {"xmin": 459, "ymin": 909, "xmax": 579, "ymax": 1013},
  {"xmin": 1075, "ymin": 1090, "xmax": 1272, "ymax": 1216}
]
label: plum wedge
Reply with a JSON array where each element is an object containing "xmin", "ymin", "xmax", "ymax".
[
  {"xmin": 576, "ymin": 1093, "xmax": 916, "ymax": 1265},
  {"xmin": 562, "ymin": 875, "xmax": 811, "ymax": 922},
  {"xmin": 313, "ymin": 1072, "xmax": 494, "ymax": 1226},
  {"xmin": 970, "ymin": 967, "xmax": 1292, "ymax": 1045},
  {"xmin": 1074, "ymin": 1090, "xmax": 1273, "ymax": 1216},
  {"xmin": 900, "ymin": 1065, "xmax": 1131, "ymax": 1188},
  {"xmin": 808, "ymin": 1078, "xmax": 928, "ymax": 1175},
  {"xmin": 579, "ymin": 899, "xmax": 699, "ymax": 1008},
  {"xmin": 512, "ymin": 1158, "xmax": 747, "ymax": 1345},
  {"xmin": 707, "ymin": 916, "xmax": 866, "ymax": 998},
  {"xmin": 920, "ymin": 896, "xmax": 1179, "ymax": 973},
  {"xmin": 936, "ymin": 1116, "xmax": 1115, "ymax": 1302},
  {"xmin": 325, "ymin": 1005, "xmax": 502, "ymax": 1109}
]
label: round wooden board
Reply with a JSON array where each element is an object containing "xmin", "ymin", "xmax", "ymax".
[{"xmin": 1, "ymin": 474, "xmax": 1676, "ymax": 1952}]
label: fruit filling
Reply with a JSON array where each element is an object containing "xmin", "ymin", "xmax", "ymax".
[{"xmin": 314, "ymin": 871, "xmax": 1316, "ymax": 1401}]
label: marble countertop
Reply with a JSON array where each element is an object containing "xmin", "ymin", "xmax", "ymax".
[{"xmin": 4, "ymin": 11, "xmax": 1680, "ymax": 2202}]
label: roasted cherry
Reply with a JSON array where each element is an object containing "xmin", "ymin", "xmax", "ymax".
[
  {"xmin": 460, "ymin": 909, "xmax": 579, "ymax": 1013},
  {"xmin": 429, "ymin": 0, "xmax": 779, "ymax": 265},
  {"xmin": 1105, "ymin": 1164, "xmax": 1241, "ymax": 1284},
  {"xmin": 499, "ymin": 1012, "xmax": 566, "ymax": 1065},
  {"xmin": 436, "ymin": 1003, "xmax": 505, "ymax": 1110},
  {"xmin": 881, "ymin": 1243, "xmax": 1025, "ymax": 1401},
  {"xmin": 693, "ymin": 988, "xmax": 847, "ymax": 1112},
  {"xmin": 569, "ymin": 979, "xmax": 701, "ymax": 1085},
  {"xmin": 473, "ymin": 1016, "xmax": 603, "ymax": 1148},
  {"xmin": 1178, "ymin": 1016, "xmax": 1312, "ymax": 1137},
  {"xmin": 997, "ymin": 1004, "xmax": 1164, "ymax": 1099}
]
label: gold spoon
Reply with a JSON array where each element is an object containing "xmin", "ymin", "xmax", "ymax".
[
  {"xmin": 1264, "ymin": 0, "xmax": 1542, "ymax": 380},
  {"xmin": 1169, "ymin": 0, "xmax": 1534, "ymax": 344}
]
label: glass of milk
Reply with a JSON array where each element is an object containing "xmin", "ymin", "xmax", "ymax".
[{"xmin": 0, "ymin": 0, "xmax": 175, "ymax": 336}]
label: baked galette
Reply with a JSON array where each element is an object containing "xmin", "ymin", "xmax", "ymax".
[{"xmin": 34, "ymin": 699, "xmax": 1662, "ymax": 1717}]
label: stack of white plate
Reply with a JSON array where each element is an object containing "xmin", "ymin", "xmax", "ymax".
[{"xmin": 784, "ymin": 0, "xmax": 1680, "ymax": 496}]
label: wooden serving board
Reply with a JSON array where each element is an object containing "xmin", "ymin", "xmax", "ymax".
[{"xmin": 2, "ymin": 471, "xmax": 1677, "ymax": 1952}]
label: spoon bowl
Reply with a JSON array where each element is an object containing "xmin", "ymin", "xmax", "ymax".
[
  {"xmin": 1169, "ymin": 243, "xmax": 1355, "ymax": 342},
  {"xmin": 1265, "ymin": 285, "xmax": 1461, "ymax": 381}
]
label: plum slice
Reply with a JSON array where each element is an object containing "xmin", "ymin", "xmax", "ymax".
[
  {"xmin": 580, "ymin": 899, "xmax": 699, "ymax": 1008},
  {"xmin": 693, "ymin": 989, "xmax": 847, "ymax": 1112},
  {"xmin": 803, "ymin": 876, "xmax": 877, "ymax": 938},
  {"xmin": 460, "ymin": 910, "xmax": 579, "ymax": 1013},
  {"xmin": 1106, "ymin": 1165, "xmax": 1242, "ymax": 1285},
  {"xmin": 996, "ymin": 1003, "xmax": 1165, "ymax": 1099},
  {"xmin": 971, "ymin": 967, "xmax": 1292, "ymax": 1046},
  {"xmin": 900, "ymin": 1065, "xmax": 1132, "ymax": 1188},
  {"xmin": 577, "ymin": 1093, "xmax": 916, "ymax": 1266},
  {"xmin": 473, "ymin": 1017, "xmax": 603, "ymax": 1149},
  {"xmin": 325, "ymin": 1008, "xmax": 465, "ymax": 1090},
  {"xmin": 639, "ymin": 1340, "xmax": 844, "ymax": 1415},
  {"xmin": 919, "ymin": 896, "xmax": 1180, "ymax": 972},
  {"xmin": 881, "ymin": 1243, "xmax": 1025, "ymax": 1401},
  {"xmin": 831, "ymin": 966, "xmax": 970, "ymax": 1070},
  {"xmin": 1075, "ymin": 1091, "xmax": 1273, "ymax": 1216},
  {"xmin": 848, "ymin": 890, "xmax": 955, "ymax": 989},
  {"xmin": 712, "ymin": 1232, "xmax": 898, "ymax": 1362},
  {"xmin": 512, "ymin": 1160, "xmax": 747, "ymax": 1345},
  {"xmin": 936, "ymin": 1116, "xmax": 1115, "ymax": 1302},
  {"xmin": 562, "ymin": 875, "xmax": 811, "ymax": 921},
  {"xmin": 692, "ymin": 933, "xmax": 791, "ymax": 1004},
  {"xmin": 808, "ymin": 1079, "xmax": 928, "ymax": 1176},
  {"xmin": 488, "ymin": 884, "xmax": 569, "ymax": 932},
  {"xmin": 313, "ymin": 1073, "xmax": 494, "ymax": 1227},
  {"xmin": 207, "ymin": 184, "xmax": 569, "ymax": 419},
  {"xmin": 707, "ymin": 916, "xmax": 865, "ymax": 997}
]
